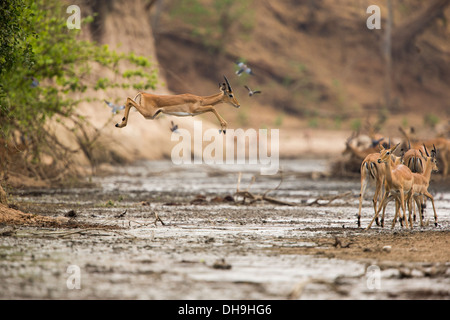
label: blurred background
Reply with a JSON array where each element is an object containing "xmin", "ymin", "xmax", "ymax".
[{"xmin": 1, "ymin": 0, "xmax": 449, "ymax": 187}]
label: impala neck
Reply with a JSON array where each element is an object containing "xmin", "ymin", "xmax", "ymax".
[
  {"xmin": 422, "ymin": 157, "xmax": 433, "ymax": 183},
  {"xmin": 201, "ymin": 92, "xmax": 224, "ymax": 106},
  {"xmin": 384, "ymin": 158, "xmax": 394, "ymax": 184}
]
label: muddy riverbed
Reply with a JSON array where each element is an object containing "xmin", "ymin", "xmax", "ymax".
[{"xmin": 1, "ymin": 159, "xmax": 449, "ymax": 300}]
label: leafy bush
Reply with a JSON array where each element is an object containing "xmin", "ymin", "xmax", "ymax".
[{"xmin": 0, "ymin": 0, "xmax": 158, "ymax": 182}]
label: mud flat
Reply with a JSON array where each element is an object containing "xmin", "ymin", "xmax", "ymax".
[{"xmin": 1, "ymin": 160, "xmax": 449, "ymax": 299}]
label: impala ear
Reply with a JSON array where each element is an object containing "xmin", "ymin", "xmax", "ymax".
[{"xmin": 392, "ymin": 142, "xmax": 401, "ymax": 153}]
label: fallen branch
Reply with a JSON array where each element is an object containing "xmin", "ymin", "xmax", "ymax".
[
  {"xmin": 234, "ymin": 172, "xmax": 295, "ymax": 206},
  {"xmin": 154, "ymin": 211, "xmax": 166, "ymax": 226},
  {"xmin": 306, "ymin": 192, "xmax": 352, "ymax": 207}
]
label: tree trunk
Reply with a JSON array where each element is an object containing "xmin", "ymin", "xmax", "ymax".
[{"xmin": 392, "ymin": 0, "xmax": 450, "ymax": 55}]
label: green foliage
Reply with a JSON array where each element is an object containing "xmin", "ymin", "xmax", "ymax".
[
  {"xmin": 0, "ymin": 0, "xmax": 156, "ymax": 149},
  {"xmin": 0, "ymin": 0, "xmax": 35, "ymax": 74},
  {"xmin": 0, "ymin": 0, "xmax": 158, "ymax": 179}
]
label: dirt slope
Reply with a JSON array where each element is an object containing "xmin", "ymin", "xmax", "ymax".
[{"xmin": 153, "ymin": 0, "xmax": 450, "ymax": 139}]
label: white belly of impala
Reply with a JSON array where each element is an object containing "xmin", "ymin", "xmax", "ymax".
[{"xmin": 164, "ymin": 111, "xmax": 199, "ymax": 117}]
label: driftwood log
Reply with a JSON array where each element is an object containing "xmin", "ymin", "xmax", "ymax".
[{"xmin": 234, "ymin": 172, "xmax": 295, "ymax": 206}]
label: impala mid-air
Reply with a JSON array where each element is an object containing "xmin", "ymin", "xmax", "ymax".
[{"xmin": 115, "ymin": 76, "xmax": 240, "ymax": 134}]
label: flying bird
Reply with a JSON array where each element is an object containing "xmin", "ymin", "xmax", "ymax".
[
  {"xmin": 30, "ymin": 77, "xmax": 39, "ymax": 88},
  {"xmin": 170, "ymin": 121, "xmax": 179, "ymax": 133},
  {"xmin": 104, "ymin": 100, "xmax": 125, "ymax": 114},
  {"xmin": 24, "ymin": 76, "xmax": 39, "ymax": 88},
  {"xmin": 235, "ymin": 61, "xmax": 254, "ymax": 76},
  {"xmin": 244, "ymin": 85, "xmax": 261, "ymax": 97}
]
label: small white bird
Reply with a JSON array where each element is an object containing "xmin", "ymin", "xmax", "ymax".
[
  {"xmin": 244, "ymin": 85, "xmax": 261, "ymax": 97},
  {"xmin": 104, "ymin": 100, "xmax": 125, "ymax": 114},
  {"xmin": 235, "ymin": 61, "xmax": 254, "ymax": 76}
]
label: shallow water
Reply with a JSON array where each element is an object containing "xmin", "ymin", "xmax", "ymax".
[{"xmin": 1, "ymin": 159, "xmax": 449, "ymax": 299}]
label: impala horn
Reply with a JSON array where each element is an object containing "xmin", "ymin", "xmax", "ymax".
[
  {"xmin": 432, "ymin": 144, "xmax": 437, "ymax": 157},
  {"xmin": 223, "ymin": 75, "xmax": 232, "ymax": 92},
  {"xmin": 423, "ymin": 143, "xmax": 430, "ymax": 157}
]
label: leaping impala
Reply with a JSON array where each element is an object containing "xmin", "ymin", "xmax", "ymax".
[{"xmin": 115, "ymin": 76, "xmax": 240, "ymax": 134}]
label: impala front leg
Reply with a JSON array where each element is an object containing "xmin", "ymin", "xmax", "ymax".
[{"xmin": 209, "ymin": 107, "xmax": 228, "ymax": 134}]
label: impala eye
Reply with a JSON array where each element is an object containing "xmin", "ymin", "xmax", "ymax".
[{"xmin": 229, "ymin": 94, "xmax": 233, "ymax": 98}]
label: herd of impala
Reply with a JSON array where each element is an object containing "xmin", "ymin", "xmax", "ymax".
[{"xmin": 345, "ymin": 127, "xmax": 449, "ymax": 230}]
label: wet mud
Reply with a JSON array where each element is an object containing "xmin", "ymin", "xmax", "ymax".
[{"xmin": 1, "ymin": 160, "xmax": 449, "ymax": 299}]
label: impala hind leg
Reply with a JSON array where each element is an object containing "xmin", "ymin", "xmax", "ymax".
[
  {"xmin": 373, "ymin": 180, "xmax": 383, "ymax": 226},
  {"xmin": 407, "ymin": 194, "xmax": 414, "ymax": 229},
  {"xmin": 115, "ymin": 98, "xmax": 159, "ymax": 128},
  {"xmin": 357, "ymin": 170, "xmax": 369, "ymax": 228},
  {"xmin": 366, "ymin": 192, "xmax": 389, "ymax": 230},
  {"xmin": 399, "ymin": 191, "xmax": 410, "ymax": 229},
  {"xmin": 424, "ymin": 191, "xmax": 438, "ymax": 227},
  {"xmin": 381, "ymin": 195, "xmax": 396, "ymax": 228},
  {"xmin": 414, "ymin": 196, "xmax": 424, "ymax": 227}
]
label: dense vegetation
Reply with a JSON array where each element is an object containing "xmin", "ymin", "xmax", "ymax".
[{"xmin": 0, "ymin": 0, "xmax": 157, "ymax": 182}]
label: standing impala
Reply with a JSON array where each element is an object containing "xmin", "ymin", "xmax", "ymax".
[
  {"xmin": 115, "ymin": 76, "xmax": 240, "ymax": 134},
  {"xmin": 357, "ymin": 152, "xmax": 385, "ymax": 228},
  {"xmin": 410, "ymin": 145, "xmax": 439, "ymax": 227},
  {"xmin": 357, "ymin": 150, "xmax": 404, "ymax": 228},
  {"xmin": 366, "ymin": 143, "xmax": 414, "ymax": 230}
]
